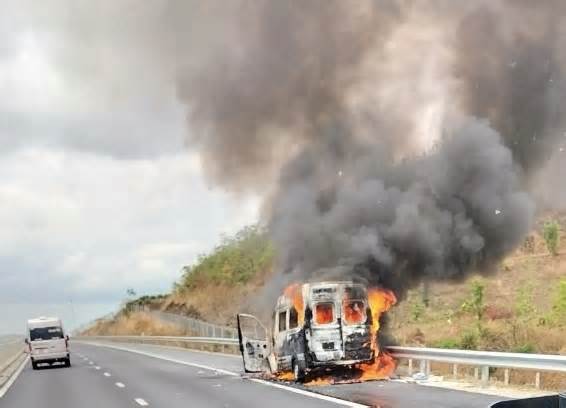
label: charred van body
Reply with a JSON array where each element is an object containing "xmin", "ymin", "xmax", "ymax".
[{"xmin": 237, "ymin": 281, "xmax": 375, "ymax": 382}]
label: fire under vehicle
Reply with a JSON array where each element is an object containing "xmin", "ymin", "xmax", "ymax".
[{"xmin": 237, "ymin": 281, "xmax": 378, "ymax": 382}]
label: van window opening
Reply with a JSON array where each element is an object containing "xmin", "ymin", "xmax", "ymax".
[
  {"xmin": 278, "ymin": 311, "xmax": 287, "ymax": 332},
  {"xmin": 343, "ymin": 300, "xmax": 366, "ymax": 325},
  {"xmin": 314, "ymin": 303, "xmax": 334, "ymax": 325},
  {"xmin": 30, "ymin": 327, "xmax": 64, "ymax": 341},
  {"xmin": 289, "ymin": 307, "xmax": 298, "ymax": 329}
]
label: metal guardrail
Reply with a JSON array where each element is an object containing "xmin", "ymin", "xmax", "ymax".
[
  {"xmin": 148, "ymin": 311, "xmax": 238, "ymax": 339},
  {"xmin": 390, "ymin": 346, "xmax": 566, "ymax": 373},
  {"xmin": 390, "ymin": 346, "xmax": 566, "ymax": 389},
  {"xmin": 79, "ymin": 334, "xmax": 566, "ymax": 387},
  {"xmin": 81, "ymin": 335, "xmax": 239, "ymax": 346}
]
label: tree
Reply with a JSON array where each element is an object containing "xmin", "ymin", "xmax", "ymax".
[
  {"xmin": 543, "ymin": 221, "xmax": 560, "ymax": 256},
  {"xmin": 126, "ymin": 288, "xmax": 137, "ymax": 298},
  {"xmin": 511, "ymin": 282, "xmax": 536, "ymax": 346},
  {"xmin": 551, "ymin": 278, "xmax": 566, "ymax": 326},
  {"xmin": 461, "ymin": 279, "xmax": 486, "ymax": 323},
  {"xmin": 515, "ymin": 283, "xmax": 536, "ymax": 319},
  {"xmin": 410, "ymin": 300, "xmax": 425, "ymax": 322}
]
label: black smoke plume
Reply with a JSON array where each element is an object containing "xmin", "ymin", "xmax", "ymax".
[
  {"xmin": 177, "ymin": 1, "xmax": 564, "ymax": 296},
  {"xmin": 174, "ymin": 1, "xmax": 565, "ymax": 297}
]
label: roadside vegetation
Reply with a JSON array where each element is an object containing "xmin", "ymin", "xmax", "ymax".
[
  {"xmin": 391, "ymin": 214, "xmax": 566, "ymax": 354},
  {"xmin": 174, "ymin": 225, "xmax": 274, "ymax": 290},
  {"xmin": 85, "ymin": 214, "xmax": 566, "ymax": 356}
]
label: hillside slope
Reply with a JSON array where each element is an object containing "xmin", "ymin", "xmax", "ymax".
[{"xmin": 86, "ymin": 213, "xmax": 566, "ymax": 353}]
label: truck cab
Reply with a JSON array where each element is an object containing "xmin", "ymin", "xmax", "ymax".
[
  {"xmin": 237, "ymin": 281, "xmax": 374, "ymax": 381},
  {"xmin": 26, "ymin": 317, "xmax": 71, "ymax": 370}
]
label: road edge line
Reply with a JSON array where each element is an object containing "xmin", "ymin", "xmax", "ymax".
[
  {"xmin": 0, "ymin": 355, "xmax": 29, "ymax": 398},
  {"xmin": 250, "ymin": 378, "xmax": 368, "ymax": 408},
  {"xmin": 82, "ymin": 341, "xmax": 368, "ymax": 407},
  {"xmin": 79, "ymin": 342, "xmax": 238, "ymax": 376}
]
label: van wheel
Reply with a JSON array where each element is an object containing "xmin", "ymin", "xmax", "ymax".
[
  {"xmin": 292, "ymin": 358, "xmax": 306, "ymax": 383},
  {"xmin": 65, "ymin": 358, "xmax": 71, "ymax": 367},
  {"xmin": 31, "ymin": 361, "xmax": 38, "ymax": 370}
]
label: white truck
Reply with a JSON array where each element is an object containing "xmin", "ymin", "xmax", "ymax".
[{"xmin": 25, "ymin": 317, "xmax": 71, "ymax": 369}]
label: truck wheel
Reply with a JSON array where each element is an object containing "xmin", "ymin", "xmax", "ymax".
[
  {"xmin": 31, "ymin": 360, "xmax": 38, "ymax": 370},
  {"xmin": 65, "ymin": 358, "xmax": 71, "ymax": 367},
  {"xmin": 292, "ymin": 358, "xmax": 306, "ymax": 383}
]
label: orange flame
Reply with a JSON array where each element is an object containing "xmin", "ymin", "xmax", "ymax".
[
  {"xmin": 343, "ymin": 299, "xmax": 366, "ymax": 325},
  {"xmin": 359, "ymin": 288, "xmax": 397, "ymax": 381},
  {"xmin": 284, "ymin": 283, "xmax": 304, "ymax": 325}
]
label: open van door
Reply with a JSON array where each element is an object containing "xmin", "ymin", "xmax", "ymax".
[{"xmin": 237, "ymin": 314, "xmax": 275, "ymax": 373}]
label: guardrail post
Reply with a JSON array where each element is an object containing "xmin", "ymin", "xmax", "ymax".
[
  {"xmin": 474, "ymin": 367, "xmax": 479, "ymax": 380},
  {"xmin": 453, "ymin": 364, "xmax": 458, "ymax": 378},
  {"xmin": 419, "ymin": 360, "xmax": 426, "ymax": 375},
  {"xmin": 481, "ymin": 366, "xmax": 489, "ymax": 387},
  {"xmin": 408, "ymin": 359, "xmax": 413, "ymax": 376},
  {"xmin": 504, "ymin": 368, "xmax": 509, "ymax": 386},
  {"xmin": 535, "ymin": 372, "xmax": 541, "ymax": 389}
]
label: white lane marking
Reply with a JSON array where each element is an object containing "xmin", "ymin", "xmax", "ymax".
[
  {"xmin": 115, "ymin": 382, "xmax": 125, "ymax": 388},
  {"xmin": 135, "ymin": 398, "xmax": 149, "ymax": 406},
  {"xmin": 104, "ymin": 372, "xmax": 111, "ymax": 377},
  {"xmin": 89, "ymin": 361, "xmax": 94, "ymax": 365},
  {"xmin": 250, "ymin": 378, "xmax": 367, "ymax": 408},
  {"xmin": 0, "ymin": 356, "xmax": 29, "ymax": 399},
  {"xmin": 81, "ymin": 342, "xmax": 366, "ymax": 407},
  {"xmin": 85, "ymin": 343, "xmax": 237, "ymax": 376},
  {"xmin": 95, "ymin": 366, "xmax": 101, "ymax": 370}
]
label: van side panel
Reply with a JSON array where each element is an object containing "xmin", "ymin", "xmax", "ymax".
[{"xmin": 273, "ymin": 282, "xmax": 375, "ymax": 374}]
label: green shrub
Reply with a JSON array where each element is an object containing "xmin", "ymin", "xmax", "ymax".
[
  {"xmin": 515, "ymin": 283, "xmax": 536, "ymax": 320},
  {"xmin": 551, "ymin": 278, "xmax": 566, "ymax": 326},
  {"xmin": 179, "ymin": 225, "xmax": 274, "ymax": 289},
  {"xmin": 410, "ymin": 300, "xmax": 425, "ymax": 322},
  {"xmin": 543, "ymin": 221, "xmax": 560, "ymax": 256},
  {"xmin": 460, "ymin": 332, "xmax": 478, "ymax": 350},
  {"xmin": 513, "ymin": 343, "xmax": 536, "ymax": 353},
  {"xmin": 433, "ymin": 338, "xmax": 460, "ymax": 349},
  {"xmin": 461, "ymin": 279, "xmax": 486, "ymax": 322}
]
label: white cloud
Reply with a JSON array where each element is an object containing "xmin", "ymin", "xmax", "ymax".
[
  {"xmin": 0, "ymin": 147, "xmax": 259, "ymax": 321},
  {"xmin": 0, "ymin": 0, "xmax": 262, "ymax": 333}
]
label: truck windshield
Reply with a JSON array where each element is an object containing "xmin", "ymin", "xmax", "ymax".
[
  {"xmin": 343, "ymin": 300, "xmax": 366, "ymax": 325},
  {"xmin": 314, "ymin": 303, "xmax": 334, "ymax": 325},
  {"xmin": 29, "ymin": 326, "xmax": 64, "ymax": 341}
]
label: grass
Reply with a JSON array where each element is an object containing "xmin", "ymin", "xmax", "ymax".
[{"xmin": 82, "ymin": 312, "xmax": 185, "ymax": 337}]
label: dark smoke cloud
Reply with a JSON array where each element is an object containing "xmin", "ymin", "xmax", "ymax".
[
  {"xmin": 174, "ymin": 0, "xmax": 564, "ymax": 297},
  {"xmin": 270, "ymin": 120, "xmax": 534, "ymax": 297},
  {"xmin": 454, "ymin": 0, "xmax": 566, "ymax": 174},
  {"xmin": 177, "ymin": 1, "xmax": 406, "ymax": 189}
]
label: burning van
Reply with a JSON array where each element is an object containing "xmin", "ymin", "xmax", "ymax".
[{"xmin": 237, "ymin": 281, "xmax": 396, "ymax": 382}]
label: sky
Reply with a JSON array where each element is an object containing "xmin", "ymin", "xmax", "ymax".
[{"xmin": 0, "ymin": 2, "xmax": 259, "ymax": 334}]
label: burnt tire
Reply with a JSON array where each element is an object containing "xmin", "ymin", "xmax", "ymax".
[{"xmin": 292, "ymin": 358, "xmax": 306, "ymax": 383}]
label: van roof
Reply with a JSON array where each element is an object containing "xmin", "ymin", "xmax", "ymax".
[{"xmin": 27, "ymin": 316, "xmax": 62, "ymax": 327}]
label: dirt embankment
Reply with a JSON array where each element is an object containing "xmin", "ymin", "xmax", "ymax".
[
  {"xmin": 85, "ymin": 213, "xmax": 566, "ymax": 355},
  {"xmin": 82, "ymin": 312, "xmax": 184, "ymax": 337}
]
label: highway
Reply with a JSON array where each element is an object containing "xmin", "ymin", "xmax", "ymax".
[{"xmin": 0, "ymin": 342, "xmax": 508, "ymax": 408}]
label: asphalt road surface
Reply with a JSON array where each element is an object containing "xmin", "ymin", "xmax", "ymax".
[{"xmin": 0, "ymin": 342, "xmax": 508, "ymax": 408}]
